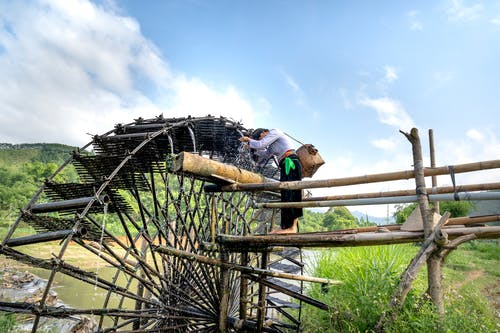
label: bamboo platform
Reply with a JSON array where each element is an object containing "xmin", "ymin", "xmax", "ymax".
[{"xmin": 217, "ymin": 225, "xmax": 500, "ymax": 251}]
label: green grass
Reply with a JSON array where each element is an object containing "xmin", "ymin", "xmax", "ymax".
[
  {"xmin": 302, "ymin": 242, "xmax": 499, "ymax": 333},
  {"xmin": 0, "ymin": 313, "xmax": 16, "ymax": 333}
]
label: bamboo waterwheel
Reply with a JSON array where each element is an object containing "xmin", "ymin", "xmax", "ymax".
[{"xmin": 0, "ymin": 116, "xmax": 308, "ymax": 332}]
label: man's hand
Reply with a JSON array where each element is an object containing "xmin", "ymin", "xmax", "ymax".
[{"xmin": 239, "ymin": 136, "xmax": 251, "ymax": 143}]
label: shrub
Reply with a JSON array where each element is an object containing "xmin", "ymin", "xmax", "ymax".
[
  {"xmin": 302, "ymin": 245, "xmax": 419, "ymax": 332},
  {"xmin": 302, "ymin": 243, "xmax": 498, "ymax": 332}
]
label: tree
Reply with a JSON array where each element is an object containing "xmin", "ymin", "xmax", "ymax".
[
  {"xmin": 300, "ymin": 209, "xmax": 326, "ymax": 232},
  {"xmin": 393, "ymin": 203, "xmax": 418, "ymax": 224},
  {"xmin": 393, "ymin": 201, "xmax": 473, "ymax": 224},
  {"xmin": 322, "ymin": 206, "xmax": 358, "ymax": 230},
  {"xmin": 438, "ymin": 201, "xmax": 473, "ymax": 217}
]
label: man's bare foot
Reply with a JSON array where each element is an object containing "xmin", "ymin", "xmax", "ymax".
[
  {"xmin": 269, "ymin": 218, "xmax": 299, "ymax": 234},
  {"xmin": 269, "ymin": 225, "xmax": 297, "ymax": 234}
]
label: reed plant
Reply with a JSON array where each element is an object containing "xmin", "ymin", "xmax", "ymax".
[{"xmin": 302, "ymin": 243, "xmax": 498, "ymax": 332}]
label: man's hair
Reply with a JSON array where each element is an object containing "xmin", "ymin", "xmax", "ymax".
[{"xmin": 251, "ymin": 128, "xmax": 269, "ymax": 140}]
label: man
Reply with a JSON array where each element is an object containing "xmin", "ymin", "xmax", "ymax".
[{"xmin": 239, "ymin": 128, "xmax": 302, "ymax": 234}]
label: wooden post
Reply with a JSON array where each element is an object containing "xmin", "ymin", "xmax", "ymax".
[
  {"xmin": 401, "ymin": 128, "xmax": 444, "ymax": 316},
  {"xmin": 429, "ymin": 129, "xmax": 440, "ymax": 214},
  {"xmin": 256, "ymin": 251, "xmax": 269, "ymax": 331},
  {"xmin": 375, "ymin": 212, "xmax": 451, "ymax": 331},
  {"xmin": 218, "ymin": 246, "xmax": 230, "ymax": 333},
  {"xmin": 239, "ymin": 252, "xmax": 249, "ymax": 327}
]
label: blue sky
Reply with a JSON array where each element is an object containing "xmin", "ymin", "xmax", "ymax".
[{"xmin": 0, "ymin": 0, "xmax": 499, "ymax": 217}]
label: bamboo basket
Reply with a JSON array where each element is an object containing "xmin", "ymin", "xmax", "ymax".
[{"xmin": 296, "ymin": 144, "xmax": 325, "ymax": 178}]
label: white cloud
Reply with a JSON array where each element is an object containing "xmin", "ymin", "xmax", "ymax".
[
  {"xmin": 283, "ymin": 72, "xmax": 302, "ymax": 94},
  {"xmin": 384, "ymin": 66, "xmax": 398, "ymax": 83},
  {"xmin": 375, "ymin": 66, "xmax": 398, "ymax": 93},
  {"xmin": 435, "ymin": 129, "xmax": 500, "ymax": 186},
  {"xmin": 445, "ymin": 0, "xmax": 483, "ymax": 22},
  {"xmin": 491, "ymin": 15, "xmax": 500, "ymax": 25},
  {"xmin": 0, "ymin": 0, "xmax": 257, "ymax": 146},
  {"xmin": 167, "ymin": 76, "xmax": 255, "ymax": 126},
  {"xmin": 359, "ymin": 97, "xmax": 415, "ymax": 130},
  {"xmin": 407, "ymin": 10, "xmax": 423, "ymax": 31},
  {"xmin": 466, "ymin": 128, "xmax": 484, "ymax": 141},
  {"xmin": 433, "ymin": 71, "xmax": 455, "ymax": 85},
  {"xmin": 281, "ymin": 70, "xmax": 306, "ymax": 107},
  {"xmin": 371, "ymin": 138, "xmax": 396, "ymax": 151}
]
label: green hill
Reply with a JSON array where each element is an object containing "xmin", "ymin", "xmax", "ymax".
[
  {"xmin": 0, "ymin": 143, "xmax": 77, "ymax": 165},
  {"xmin": 0, "ymin": 143, "xmax": 79, "ymax": 224}
]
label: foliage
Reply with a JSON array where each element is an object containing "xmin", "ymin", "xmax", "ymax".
[
  {"xmin": 388, "ymin": 286, "xmax": 497, "ymax": 333},
  {"xmin": 302, "ymin": 245, "xmax": 419, "ymax": 332},
  {"xmin": 393, "ymin": 201, "xmax": 474, "ymax": 224},
  {"xmin": 298, "ymin": 209, "xmax": 327, "ymax": 232},
  {"xmin": 393, "ymin": 203, "xmax": 418, "ymax": 224},
  {"xmin": 302, "ymin": 242, "xmax": 499, "ymax": 332},
  {"xmin": 0, "ymin": 313, "xmax": 16, "ymax": 333},
  {"xmin": 0, "ymin": 144, "xmax": 79, "ymax": 225},
  {"xmin": 438, "ymin": 201, "xmax": 474, "ymax": 218},
  {"xmin": 301, "ymin": 206, "xmax": 376, "ymax": 232}
]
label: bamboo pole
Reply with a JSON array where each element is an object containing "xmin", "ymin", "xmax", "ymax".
[
  {"xmin": 216, "ymin": 226, "xmax": 500, "ymax": 251},
  {"xmin": 233, "ymin": 215, "xmax": 496, "ymax": 238},
  {"xmin": 447, "ymin": 214, "xmax": 500, "ymax": 226},
  {"xmin": 429, "ymin": 129, "xmax": 440, "ymax": 214},
  {"xmin": 30, "ymin": 195, "xmax": 110, "ymax": 213},
  {"xmin": 256, "ymin": 251, "xmax": 269, "ymax": 331},
  {"xmin": 169, "ymin": 151, "xmax": 271, "ymax": 184},
  {"xmin": 255, "ymin": 191, "xmax": 500, "ymax": 209},
  {"xmin": 301, "ymin": 182, "xmax": 500, "ymax": 202},
  {"xmin": 239, "ymin": 252, "xmax": 249, "ymax": 324},
  {"xmin": 6, "ymin": 228, "xmax": 86, "ymax": 247},
  {"xmin": 245, "ymin": 274, "xmax": 329, "ymax": 311},
  {"xmin": 218, "ymin": 247, "xmax": 230, "ymax": 333},
  {"xmin": 153, "ymin": 245, "xmax": 341, "ymax": 285},
  {"xmin": 219, "ymin": 159, "xmax": 500, "ymax": 192}
]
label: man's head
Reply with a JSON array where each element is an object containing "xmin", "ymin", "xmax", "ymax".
[{"xmin": 251, "ymin": 128, "xmax": 269, "ymax": 140}]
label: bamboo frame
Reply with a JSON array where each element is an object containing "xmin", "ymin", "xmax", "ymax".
[
  {"xmin": 154, "ymin": 245, "xmax": 340, "ymax": 285},
  {"xmin": 3, "ymin": 117, "xmax": 499, "ymax": 333},
  {"xmin": 301, "ymin": 182, "xmax": 500, "ymax": 202},
  {"xmin": 219, "ymin": 159, "xmax": 500, "ymax": 192},
  {"xmin": 255, "ymin": 191, "xmax": 500, "ymax": 209},
  {"xmin": 217, "ymin": 226, "xmax": 500, "ymax": 251}
]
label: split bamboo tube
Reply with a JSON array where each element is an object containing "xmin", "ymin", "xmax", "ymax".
[{"xmin": 220, "ymin": 159, "xmax": 500, "ymax": 192}]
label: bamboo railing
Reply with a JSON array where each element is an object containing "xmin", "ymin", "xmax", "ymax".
[{"xmin": 219, "ymin": 159, "xmax": 500, "ymax": 192}]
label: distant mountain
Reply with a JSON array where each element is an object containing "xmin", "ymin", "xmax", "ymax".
[{"xmin": 351, "ymin": 210, "xmax": 394, "ymax": 225}]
